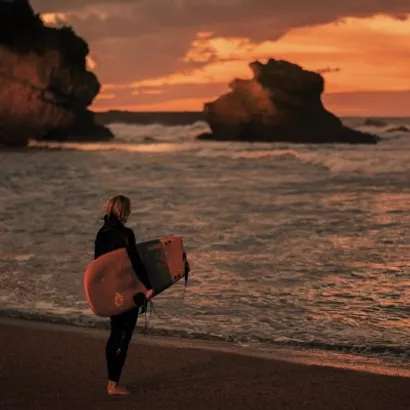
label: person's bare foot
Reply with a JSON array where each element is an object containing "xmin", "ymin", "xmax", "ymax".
[{"xmin": 107, "ymin": 381, "xmax": 131, "ymax": 396}]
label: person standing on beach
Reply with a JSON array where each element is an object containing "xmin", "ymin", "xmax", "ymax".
[{"xmin": 94, "ymin": 194, "xmax": 152, "ymax": 396}]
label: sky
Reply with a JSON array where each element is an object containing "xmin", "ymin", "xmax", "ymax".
[{"xmin": 32, "ymin": 0, "xmax": 410, "ymax": 116}]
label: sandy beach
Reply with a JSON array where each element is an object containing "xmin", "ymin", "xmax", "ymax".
[{"xmin": 1, "ymin": 318, "xmax": 409, "ymax": 410}]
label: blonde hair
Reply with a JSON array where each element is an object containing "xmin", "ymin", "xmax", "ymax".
[{"xmin": 103, "ymin": 195, "xmax": 131, "ymax": 223}]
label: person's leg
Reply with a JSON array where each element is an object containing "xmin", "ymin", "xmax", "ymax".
[{"xmin": 106, "ymin": 309, "xmax": 139, "ymax": 395}]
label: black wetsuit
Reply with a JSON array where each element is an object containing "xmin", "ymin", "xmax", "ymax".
[{"xmin": 94, "ymin": 213, "xmax": 150, "ymax": 383}]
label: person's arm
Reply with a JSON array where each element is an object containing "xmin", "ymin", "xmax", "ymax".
[
  {"xmin": 94, "ymin": 232, "xmax": 102, "ymax": 259},
  {"xmin": 125, "ymin": 228, "xmax": 151, "ymax": 289}
]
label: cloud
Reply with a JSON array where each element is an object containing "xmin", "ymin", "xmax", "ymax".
[
  {"xmin": 95, "ymin": 82, "xmax": 228, "ymax": 108},
  {"xmin": 30, "ymin": 0, "xmax": 410, "ymax": 76},
  {"xmin": 317, "ymin": 67, "xmax": 342, "ymax": 74},
  {"xmin": 32, "ymin": 0, "xmax": 139, "ymax": 13},
  {"xmin": 32, "ymin": 1, "xmax": 410, "ymax": 35},
  {"xmin": 31, "ymin": 1, "xmax": 410, "ymax": 46},
  {"xmin": 29, "ymin": 0, "xmax": 410, "ymax": 113}
]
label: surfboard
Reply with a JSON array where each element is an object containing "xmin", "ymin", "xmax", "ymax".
[{"xmin": 84, "ymin": 236, "xmax": 189, "ymax": 317}]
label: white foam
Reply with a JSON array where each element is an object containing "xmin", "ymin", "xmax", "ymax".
[
  {"xmin": 196, "ymin": 147, "xmax": 307, "ymax": 160},
  {"xmin": 14, "ymin": 254, "xmax": 35, "ymax": 262},
  {"xmin": 28, "ymin": 140, "xmax": 195, "ymax": 153},
  {"xmin": 108, "ymin": 121, "xmax": 209, "ymax": 143},
  {"xmin": 196, "ymin": 144, "xmax": 410, "ymax": 174}
]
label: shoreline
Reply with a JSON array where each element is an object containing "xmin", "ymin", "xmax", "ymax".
[
  {"xmin": 2, "ymin": 317, "xmax": 410, "ymax": 410},
  {"xmin": 2, "ymin": 316, "xmax": 410, "ymax": 378}
]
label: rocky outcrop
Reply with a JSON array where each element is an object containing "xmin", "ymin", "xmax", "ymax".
[
  {"xmin": 0, "ymin": 0, "xmax": 113, "ymax": 146},
  {"xmin": 41, "ymin": 110, "xmax": 114, "ymax": 141},
  {"xmin": 199, "ymin": 59, "xmax": 380, "ymax": 144}
]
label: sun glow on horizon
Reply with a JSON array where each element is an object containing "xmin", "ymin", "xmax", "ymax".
[
  {"xmin": 40, "ymin": 12, "xmax": 67, "ymax": 25},
  {"xmin": 93, "ymin": 13, "xmax": 410, "ymax": 115},
  {"xmin": 126, "ymin": 13, "xmax": 410, "ymax": 93}
]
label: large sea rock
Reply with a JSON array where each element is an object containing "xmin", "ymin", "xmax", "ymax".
[
  {"xmin": 0, "ymin": 0, "xmax": 113, "ymax": 146},
  {"xmin": 199, "ymin": 59, "xmax": 380, "ymax": 144}
]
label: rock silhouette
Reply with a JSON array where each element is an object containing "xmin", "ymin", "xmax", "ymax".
[
  {"xmin": 199, "ymin": 59, "xmax": 380, "ymax": 144},
  {"xmin": 0, "ymin": 0, "xmax": 113, "ymax": 146}
]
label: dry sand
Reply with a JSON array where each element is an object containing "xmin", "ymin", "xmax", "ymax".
[{"xmin": 1, "ymin": 318, "xmax": 409, "ymax": 410}]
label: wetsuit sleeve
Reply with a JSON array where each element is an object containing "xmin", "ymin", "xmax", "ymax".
[
  {"xmin": 94, "ymin": 231, "xmax": 102, "ymax": 259},
  {"xmin": 125, "ymin": 229, "xmax": 151, "ymax": 289}
]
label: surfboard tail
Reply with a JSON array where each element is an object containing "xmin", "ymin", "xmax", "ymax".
[
  {"xmin": 183, "ymin": 251, "xmax": 190, "ymax": 287},
  {"xmin": 182, "ymin": 251, "xmax": 190, "ymax": 299}
]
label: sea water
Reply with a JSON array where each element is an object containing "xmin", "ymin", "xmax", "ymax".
[{"xmin": 1, "ymin": 117, "xmax": 410, "ymax": 365}]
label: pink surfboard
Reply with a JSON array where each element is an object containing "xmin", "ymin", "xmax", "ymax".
[{"xmin": 84, "ymin": 236, "xmax": 188, "ymax": 317}]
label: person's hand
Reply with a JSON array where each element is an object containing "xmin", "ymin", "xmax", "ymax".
[{"xmin": 145, "ymin": 289, "xmax": 154, "ymax": 300}]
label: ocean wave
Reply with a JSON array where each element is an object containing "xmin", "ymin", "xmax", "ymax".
[
  {"xmin": 108, "ymin": 120, "xmax": 210, "ymax": 143},
  {"xmin": 28, "ymin": 140, "xmax": 195, "ymax": 153},
  {"xmin": 25, "ymin": 139, "xmax": 410, "ymax": 175},
  {"xmin": 195, "ymin": 146, "xmax": 410, "ymax": 174},
  {"xmin": 294, "ymin": 150, "xmax": 410, "ymax": 175},
  {"xmin": 20, "ymin": 117, "xmax": 410, "ymax": 159},
  {"xmin": 195, "ymin": 147, "xmax": 299, "ymax": 160},
  {"xmin": 106, "ymin": 118, "xmax": 409, "ymax": 145}
]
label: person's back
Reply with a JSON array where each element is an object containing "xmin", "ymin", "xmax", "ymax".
[
  {"xmin": 95, "ymin": 213, "xmax": 132, "ymax": 258},
  {"xmin": 95, "ymin": 209, "xmax": 151, "ymax": 289}
]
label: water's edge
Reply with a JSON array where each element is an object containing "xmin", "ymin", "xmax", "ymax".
[
  {"xmin": 1, "ymin": 307, "xmax": 409, "ymax": 368},
  {"xmin": 2, "ymin": 312, "xmax": 410, "ymax": 379}
]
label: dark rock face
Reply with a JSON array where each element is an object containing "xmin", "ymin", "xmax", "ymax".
[
  {"xmin": 200, "ymin": 58, "xmax": 380, "ymax": 144},
  {"xmin": 41, "ymin": 110, "xmax": 115, "ymax": 142},
  {"xmin": 0, "ymin": 0, "xmax": 113, "ymax": 146}
]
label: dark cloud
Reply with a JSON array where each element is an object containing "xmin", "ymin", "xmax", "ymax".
[
  {"xmin": 31, "ymin": 0, "xmax": 138, "ymax": 13},
  {"xmin": 32, "ymin": 0, "xmax": 410, "ymax": 44},
  {"xmin": 30, "ymin": 0, "xmax": 410, "ymax": 86},
  {"xmin": 31, "ymin": 0, "xmax": 410, "ymax": 32},
  {"xmin": 317, "ymin": 67, "xmax": 342, "ymax": 74},
  {"xmin": 90, "ymin": 30, "xmax": 201, "ymax": 84}
]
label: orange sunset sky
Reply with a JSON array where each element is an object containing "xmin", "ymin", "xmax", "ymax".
[{"xmin": 33, "ymin": 1, "xmax": 410, "ymax": 116}]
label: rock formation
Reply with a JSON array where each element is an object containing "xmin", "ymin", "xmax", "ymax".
[
  {"xmin": 199, "ymin": 59, "xmax": 380, "ymax": 144},
  {"xmin": 0, "ymin": 0, "xmax": 113, "ymax": 146}
]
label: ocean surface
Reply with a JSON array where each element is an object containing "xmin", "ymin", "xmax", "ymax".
[{"xmin": 1, "ymin": 117, "xmax": 410, "ymax": 366}]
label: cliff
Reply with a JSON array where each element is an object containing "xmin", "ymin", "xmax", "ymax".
[
  {"xmin": 0, "ymin": 0, "xmax": 113, "ymax": 146},
  {"xmin": 199, "ymin": 58, "xmax": 380, "ymax": 144}
]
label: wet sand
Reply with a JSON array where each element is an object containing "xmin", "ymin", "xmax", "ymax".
[{"xmin": 1, "ymin": 318, "xmax": 409, "ymax": 410}]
